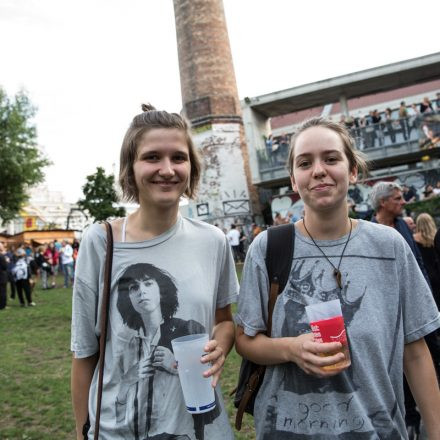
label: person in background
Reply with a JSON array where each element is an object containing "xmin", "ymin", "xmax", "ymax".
[
  {"xmin": 238, "ymin": 226, "xmax": 247, "ymax": 263},
  {"xmin": 371, "ymin": 109, "xmax": 384, "ymax": 147},
  {"xmin": 384, "ymin": 107, "xmax": 396, "ymax": 143},
  {"xmin": 402, "ymin": 184, "xmax": 417, "ymax": 203},
  {"xmin": 0, "ymin": 242, "xmax": 8, "ymax": 310},
  {"xmin": 399, "ymin": 101, "xmax": 410, "ymax": 141},
  {"xmin": 251, "ymin": 223, "xmax": 262, "ymax": 241},
  {"xmin": 403, "ymin": 216, "xmax": 416, "ymax": 233},
  {"xmin": 420, "ymin": 97, "xmax": 434, "ymax": 114},
  {"xmin": 13, "ymin": 248, "xmax": 35, "ymax": 307},
  {"xmin": 60, "ymin": 240, "xmax": 74, "ymax": 288},
  {"xmin": 35, "ymin": 244, "xmax": 52, "ymax": 290},
  {"xmin": 54, "ymin": 240, "xmax": 62, "ymax": 274},
  {"xmin": 226, "ymin": 224, "xmax": 241, "ymax": 263},
  {"xmin": 413, "ymin": 213, "xmax": 440, "ymax": 382},
  {"xmin": 72, "ymin": 239, "xmax": 80, "ymax": 268},
  {"xmin": 370, "ymin": 181, "xmax": 429, "ymax": 281},
  {"xmin": 51, "ymin": 242, "xmax": 60, "ymax": 276},
  {"xmin": 6, "ymin": 245, "xmax": 17, "ymax": 300},
  {"xmin": 43, "ymin": 244, "xmax": 56, "ymax": 288},
  {"xmin": 414, "ymin": 213, "xmax": 440, "ymax": 310},
  {"xmin": 273, "ymin": 211, "xmax": 286, "ymax": 226},
  {"xmin": 423, "ymin": 184, "xmax": 436, "ymax": 200},
  {"xmin": 408, "ymin": 104, "xmax": 419, "ymax": 136}
]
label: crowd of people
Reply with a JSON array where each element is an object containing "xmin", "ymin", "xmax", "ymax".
[
  {"xmin": 264, "ymin": 93, "xmax": 440, "ymax": 167},
  {"xmin": 0, "ymin": 239, "xmax": 80, "ymax": 310}
]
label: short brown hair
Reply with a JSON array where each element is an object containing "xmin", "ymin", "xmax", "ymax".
[
  {"xmin": 287, "ymin": 117, "xmax": 369, "ymax": 179},
  {"xmin": 119, "ymin": 103, "xmax": 201, "ymax": 203}
]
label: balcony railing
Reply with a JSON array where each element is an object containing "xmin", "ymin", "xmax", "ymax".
[{"xmin": 257, "ymin": 113, "xmax": 440, "ymax": 183}]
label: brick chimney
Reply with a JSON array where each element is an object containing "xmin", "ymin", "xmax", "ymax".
[{"xmin": 173, "ymin": 0, "xmax": 259, "ymax": 224}]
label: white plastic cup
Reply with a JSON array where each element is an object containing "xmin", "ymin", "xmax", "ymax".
[{"xmin": 171, "ymin": 333, "xmax": 216, "ymax": 414}]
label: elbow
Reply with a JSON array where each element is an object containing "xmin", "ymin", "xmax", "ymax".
[{"xmin": 235, "ymin": 325, "xmax": 250, "ymax": 357}]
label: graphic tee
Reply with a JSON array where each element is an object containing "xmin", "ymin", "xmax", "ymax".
[
  {"xmin": 71, "ymin": 216, "xmax": 238, "ymax": 440},
  {"xmin": 236, "ymin": 220, "xmax": 440, "ymax": 440}
]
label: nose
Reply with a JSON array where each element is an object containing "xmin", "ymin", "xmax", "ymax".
[
  {"xmin": 312, "ymin": 160, "xmax": 327, "ymax": 178},
  {"xmin": 158, "ymin": 158, "xmax": 175, "ymax": 177}
]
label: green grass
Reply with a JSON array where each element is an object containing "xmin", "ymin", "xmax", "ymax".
[{"xmin": 0, "ymin": 269, "xmax": 255, "ymax": 439}]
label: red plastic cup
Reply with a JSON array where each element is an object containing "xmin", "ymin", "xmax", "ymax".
[{"xmin": 310, "ymin": 315, "xmax": 351, "ymax": 370}]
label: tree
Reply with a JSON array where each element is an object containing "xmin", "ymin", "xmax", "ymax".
[
  {"xmin": 0, "ymin": 88, "xmax": 51, "ymax": 222},
  {"xmin": 77, "ymin": 167, "xmax": 126, "ymax": 221}
]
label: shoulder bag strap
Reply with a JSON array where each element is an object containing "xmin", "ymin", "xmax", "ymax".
[
  {"xmin": 94, "ymin": 221, "xmax": 114, "ymax": 440},
  {"xmin": 266, "ymin": 223, "xmax": 295, "ymax": 336}
]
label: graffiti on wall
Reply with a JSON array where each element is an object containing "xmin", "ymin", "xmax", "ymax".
[{"xmin": 190, "ymin": 123, "xmax": 251, "ymax": 221}]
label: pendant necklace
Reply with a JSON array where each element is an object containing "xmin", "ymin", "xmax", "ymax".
[{"xmin": 302, "ymin": 217, "xmax": 353, "ymax": 289}]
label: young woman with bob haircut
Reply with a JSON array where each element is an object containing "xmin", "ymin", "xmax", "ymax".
[
  {"xmin": 71, "ymin": 104, "xmax": 238, "ymax": 440},
  {"xmin": 236, "ymin": 117, "xmax": 440, "ymax": 439}
]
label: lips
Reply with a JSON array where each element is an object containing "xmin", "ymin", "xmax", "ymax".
[
  {"xmin": 311, "ymin": 183, "xmax": 333, "ymax": 191},
  {"xmin": 151, "ymin": 181, "xmax": 179, "ymax": 186}
]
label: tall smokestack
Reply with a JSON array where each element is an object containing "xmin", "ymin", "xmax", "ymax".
[{"xmin": 173, "ymin": 0, "xmax": 258, "ymax": 225}]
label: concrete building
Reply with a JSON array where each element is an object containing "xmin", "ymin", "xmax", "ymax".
[
  {"xmin": 173, "ymin": 0, "xmax": 259, "ymax": 227},
  {"xmin": 241, "ymin": 52, "xmax": 440, "ymax": 222},
  {"xmin": 0, "ymin": 184, "xmax": 88, "ymax": 235}
]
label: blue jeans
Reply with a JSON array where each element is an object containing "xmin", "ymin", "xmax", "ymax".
[{"xmin": 63, "ymin": 262, "xmax": 74, "ymax": 288}]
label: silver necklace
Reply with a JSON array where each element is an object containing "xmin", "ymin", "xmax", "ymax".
[{"xmin": 302, "ymin": 218, "xmax": 353, "ymax": 289}]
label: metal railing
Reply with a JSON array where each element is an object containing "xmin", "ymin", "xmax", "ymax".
[{"xmin": 257, "ymin": 112, "xmax": 440, "ymax": 182}]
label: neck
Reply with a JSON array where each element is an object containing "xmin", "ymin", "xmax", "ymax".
[
  {"xmin": 143, "ymin": 310, "xmax": 162, "ymax": 333},
  {"xmin": 130, "ymin": 203, "xmax": 179, "ymax": 240},
  {"xmin": 300, "ymin": 206, "xmax": 353, "ymax": 240},
  {"xmin": 375, "ymin": 211, "xmax": 395, "ymax": 227}
]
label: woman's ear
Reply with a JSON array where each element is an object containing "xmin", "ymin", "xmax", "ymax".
[
  {"xmin": 349, "ymin": 166, "xmax": 358, "ymax": 185},
  {"xmin": 290, "ymin": 175, "xmax": 297, "ymax": 193}
]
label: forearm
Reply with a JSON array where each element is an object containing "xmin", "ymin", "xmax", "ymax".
[
  {"xmin": 404, "ymin": 339, "xmax": 440, "ymax": 438},
  {"xmin": 236, "ymin": 325, "xmax": 348, "ymax": 377},
  {"xmin": 71, "ymin": 353, "xmax": 98, "ymax": 440},
  {"xmin": 235, "ymin": 325, "xmax": 295, "ymax": 365},
  {"xmin": 212, "ymin": 318, "xmax": 235, "ymax": 358}
]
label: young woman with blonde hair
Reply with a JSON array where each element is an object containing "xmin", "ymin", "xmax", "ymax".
[
  {"xmin": 414, "ymin": 213, "xmax": 440, "ymax": 309},
  {"xmin": 236, "ymin": 117, "xmax": 440, "ymax": 439}
]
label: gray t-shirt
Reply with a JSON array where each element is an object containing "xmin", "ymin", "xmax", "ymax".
[
  {"xmin": 71, "ymin": 216, "xmax": 238, "ymax": 440},
  {"xmin": 236, "ymin": 219, "xmax": 440, "ymax": 440}
]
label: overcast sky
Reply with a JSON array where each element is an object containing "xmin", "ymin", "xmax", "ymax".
[{"xmin": 1, "ymin": 0, "xmax": 439, "ymax": 203}]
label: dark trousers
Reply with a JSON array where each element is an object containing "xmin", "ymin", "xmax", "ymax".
[
  {"xmin": 15, "ymin": 279, "xmax": 32, "ymax": 305},
  {"xmin": 8, "ymin": 271, "xmax": 16, "ymax": 298},
  {"xmin": 0, "ymin": 282, "xmax": 7, "ymax": 309},
  {"xmin": 400, "ymin": 118, "xmax": 409, "ymax": 140}
]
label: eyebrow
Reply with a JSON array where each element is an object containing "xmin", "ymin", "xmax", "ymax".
[
  {"xmin": 295, "ymin": 149, "xmax": 343, "ymax": 160},
  {"xmin": 138, "ymin": 149, "xmax": 189, "ymax": 159}
]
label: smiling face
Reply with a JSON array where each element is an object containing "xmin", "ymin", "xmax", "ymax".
[
  {"xmin": 290, "ymin": 126, "xmax": 357, "ymax": 215},
  {"xmin": 128, "ymin": 276, "xmax": 161, "ymax": 315},
  {"xmin": 133, "ymin": 128, "xmax": 191, "ymax": 210}
]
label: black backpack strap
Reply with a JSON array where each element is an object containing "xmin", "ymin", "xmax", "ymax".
[{"xmin": 266, "ymin": 223, "xmax": 295, "ymax": 292}]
